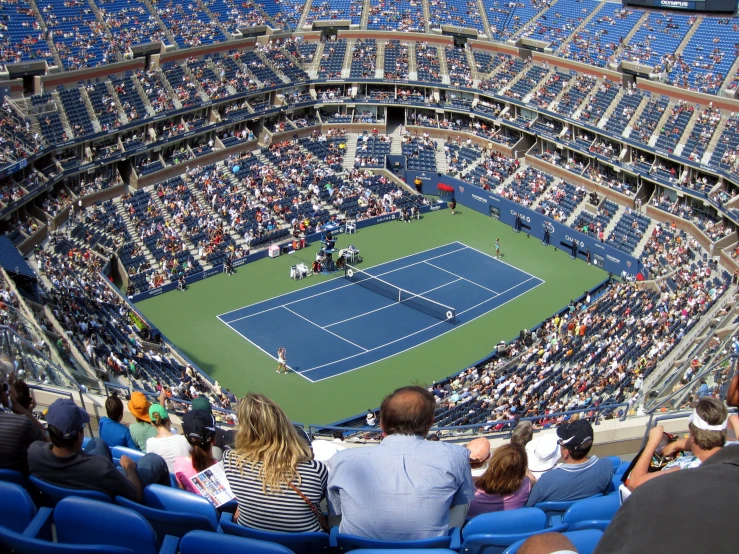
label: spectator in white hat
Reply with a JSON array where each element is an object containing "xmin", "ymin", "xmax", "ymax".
[{"xmin": 525, "ymin": 433, "xmax": 560, "ymax": 481}]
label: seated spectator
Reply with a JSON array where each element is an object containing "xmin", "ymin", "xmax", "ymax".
[
  {"xmin": 467, "ymin": 437, "xmax": 492, "ymax": 477},
  {"xmin": 327, "ymin": 386, "xmax": 474, "ymax": 540},
  {"xmin": 526, "ymin": 420, "xmax": 613, "ymax": 506},
  {"xmin": 28, "ymin": 399, "xmax": 169, "ymax": 502},
  {"xmin": 192, "ymin": 396, "xmax": 234, "ymax": 456},
  {"xmin": 520, "ymin": 532, "xmax": 579, "ymax": 554},
  {"xmin": 468, "ymin": 443, "xmax": 532, "ymax": 517},
  {"xmin": 627, "ymin": 398, "xmax": 736, "ymax": 491},
  {"xmin": 127, "ymin": 392, "xmax": 157, "ymax": 452},
  {"xmin": 0, "ymin": 369, "xmax": 46, "ymax": 475},
  {"xmin": 311, "ymin": 430, "xmax": 347, "ymax": 463},
  {"xmin": 525, "ymin": 433, "xmax": 560, "ymax": 480},
  {"xmin": 174, "ymin": 410, "xmax": 217, "ymax": 493},
  {"xmin": 99, "ymin": 392, "xmax": 138, "ymax": 450},
  {"xmin": 224, "ymin": 393, "xmax": 328, "ymax": 533},
  {"xmin": 145, "ymin": 403, "xmax": 191, "ymax": 471},
  {"xmin": 510, "ymin": 421, "xmax": 534, "ymax": 447}
]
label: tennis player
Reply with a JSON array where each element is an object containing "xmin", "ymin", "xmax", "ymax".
[
  {"xmin": 276, "ymin": 347, "xmax": 287, "ymax": 374},
  {"xmin": 495, "ymin": 238, "xmax": 501, "ymax": 259}
]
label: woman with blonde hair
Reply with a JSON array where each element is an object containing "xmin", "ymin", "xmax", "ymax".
[
  {"xmin": 223, "ymin": 393, "xmax": 328, "ymax": 533},
  {"xmin": 467, "ymin": 443, "xmax": 532, "ymax": 517}
]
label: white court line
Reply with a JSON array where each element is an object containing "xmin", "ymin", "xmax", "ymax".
[
  {"xmin": 282, "ymin": 306, "xmax": 369, "ymax": 352},
  {"xmin": 463, "ymin": 243, "xmax": 541, "ymax": 281},
  {"xmin": 301, "ymin": 276, "xmax": 544, "ymax": 379},
  {"xmin": 216, "ymin": 314, "xmax": 315, "ymax": 383},
  {"xmin": 324, "ymin": 278, "xmax": 463, "ymax": 328},
  {"xmin": 223, "ymin": 245, "xmax": 471, "ymax": 324},
  {"xmin": 218, "ymin": 241, "xmax": 467, "ymax": 319},
  {"xmin": 423, "ymin": 261, "xmax": 500, "ymax": 296}
]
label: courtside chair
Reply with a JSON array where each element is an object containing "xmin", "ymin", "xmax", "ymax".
[
  {"xmin": 562, "ymin": 495, "xmax": 620, "ymax": 532},
  {"xmin": 532, "ymin": 494, "xmax": 603, "ymax": 526},
  {"xmin": 0, "ymin": 481, "xmax": 52, "ymax": 537},
  {"xmin": 220, "ymin": 512, "xmax": 331, "ymax": 554},
  {"xmin": 330, "ymin": 526, "xmax": 461, "ymax": 551},
  {"xmin": 179, "ymin": 530, "xmax": 294, "ymax": 554},
  {"xmin": 458, "ymin": 508, "xmax": 568, "ymax": 554},
  {"xmin": 0, "ymin": 468, "xmax": 28, "ymax": 487},
  {"xmin": 502, "ymin": 530, "xmax": 604, "ymax": 554},
  {"xmin": 54, "ymin": 496, "xmax": 179, "ymax": 554},
  {"xmin": 29, "ymin": 475, "xmax": 114, "ymax": 506}
]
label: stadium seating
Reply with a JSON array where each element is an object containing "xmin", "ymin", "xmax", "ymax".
[
  {"xmin": 220, "ymin": 512, "xmax": 331, "ymax": 554},
  {"xmin": 30, "ymin": 475, "xmax": 114, "ymax": 506},
  {"xmin": 459, "ymin": 509, "xmax": 568, "ymax": 554},
  {"xmin": 562, "ymin": 6, "xmax": 643, "ymax": 68},
  {"xmin": 0, "ymin": 481, "xmax": 44, "ymax": 534},
  {"xmin": 485, "ymin": 0, "xmax": 548, "ymax": 42},
  {"xmin": 503, "ymin": 530, "xmax": 604, "ymax": 554},
  {"xmin": 179, "ymin": 530, "xmax": 294, "ymax": 554},
  {"xmin": 562, "ymin": 494, "xmax": 621, "ymax": 531},
  {"xmin": 0, "ymin": 468, "xmax": 28, "ymax": 487},
  {"xmin": 330, "ymin": 527, "xmax": 459, "ymax": 550}
]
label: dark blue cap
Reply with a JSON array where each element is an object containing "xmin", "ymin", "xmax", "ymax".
[{"xmin": 46, "ymin": 399, "xmax": 90, "ymax": 439}]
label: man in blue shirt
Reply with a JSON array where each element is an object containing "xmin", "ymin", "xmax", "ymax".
[
  {"xmin": 99, "ymin": 392, "xmax": 139, "ymax": 450},
  {"xmin": 326, "ymin": 386, "xmax": 474, "ymax": 541},
  {"xmin": 525, "ymin": 420, "xmax": 613, "ymax": 506}
]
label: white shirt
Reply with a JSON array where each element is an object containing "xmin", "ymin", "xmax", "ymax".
[{"xmin": 146, "ymin": 434, "xmax": 191, "ymax": 471}]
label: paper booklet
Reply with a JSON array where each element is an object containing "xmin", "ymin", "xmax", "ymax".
[{"xmin": 189, "ymin": 461, "xmax": 235, "ymax": 508}]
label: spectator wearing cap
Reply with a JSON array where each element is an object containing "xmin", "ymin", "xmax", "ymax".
[
  {"xmin": 626, "ymin": 397, "xmax": 738, "ymax": 491},
  {"xmin": 99, "ymin": 392, "xmax": 138, "ymax": 450},
  {"xmin": 174, "ymin": 410, "xmax": 217, "ymax": 494},
  {"xmin": 128, "ymin": 391, "xmax": 158, "ymax": 452},
  {"xmin": 468, "ymin": 443, "xmax": 532, "ymax": 518},
  {"xmin": 525, "ymin": 420, "xmax": 613, "ymax": 506},
  {"xmin": 467, "ymin": 437, "xmax": 492, "ymax": 477},
  {"xmin": 525, "ymin": 433, "xmax": 560, "ymax": 480},
  {"xmin": 146, "ymin": 402, "xmax": 191, "ymax": 472},
  {"xmin": 192, "ymin": 396, "xmax": 234, "ymax": 456},
  {"xmin": 27, "ymin": 399, "xmax": 169, "ymax": 502}
]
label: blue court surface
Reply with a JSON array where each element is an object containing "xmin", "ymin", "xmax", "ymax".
[{"xmin": 218, "ymin": 242, "xmax": 544, "ymax": 382}]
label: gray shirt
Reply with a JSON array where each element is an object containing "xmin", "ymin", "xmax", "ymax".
[{"xmin": 326, "ymin": 434, "xmax": 474, "ymax": 540}]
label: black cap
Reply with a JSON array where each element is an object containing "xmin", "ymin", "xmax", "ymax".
[
  {"xmin": 182, "ymin": 410, "xmax": 216, "ymax": 445},
  {"xmin": 556, "ymin": 419, "xmax": 594, "ymax": 449}
]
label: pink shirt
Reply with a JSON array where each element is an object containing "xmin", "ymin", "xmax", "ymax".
[
  {"xmin": 173, "ymin": 456, "xmax": 199, "ymax": 494},
  {"xmin": 467, "ymin": 477, "xmax": 532, "ymax": 518}
]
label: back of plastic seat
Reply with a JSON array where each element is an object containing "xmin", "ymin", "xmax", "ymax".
[
  {"xmin": 0, "ymin": 468, "xmax": 28, "ymax": 487},
  {"xmin": 179, "ymin": 530, "xmax": 295, "ymax": 554},
  {"xmin": 0, "ymin": 481, "xmax": 37, "ymax": 533},
  {"xmin": 502, "ymin": 529, "xmax": 604, "ymax": 554},
  {"xmin": 29, "ymin": 475, "xmax": 114, "ymax": 507},
  {"xmin": 116, "ymin": 494, "xmax": 217, "ymax": 540},
  {"xmin": 220, "ymin": 512, "xmax": 330, "ymax": 554},
  {"xmin": 142, "ymin": 483, "xmax": 219, "ymax": 529},
  {"xmin": 0, "ymin": 525, "xmax": 135, "ymax": 554}
]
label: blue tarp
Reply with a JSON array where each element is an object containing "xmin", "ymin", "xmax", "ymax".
[{"xmin": 0, "ymin": 236, "xmax": 35, "ymax": 278}]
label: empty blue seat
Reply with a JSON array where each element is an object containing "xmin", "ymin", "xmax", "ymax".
[
  {"xmin": 0, "ymin": 481, "xmax": 49, "ymax": 534},
  {"xmin": 533, "ymin": 495, "xmax": 603, "ymax": 526},
  {"xmin": 458, "ymin": 509, "xmax": 568, "ymax": 554},
  {"xmin": 0, "ymin": 468, "xmax": 28, "ymax": 487},
  {"xmin": 220, "ymin": 512, "xmax": 329, "ymax": 553},
  {"xmin": 139, "ymin": 484, "xmax": 219, "ymax": 530},
  {"xmin": 30, "ymin": 475, "xmax": 114, "ymax": 507},
  {"xmin": 563, "ymin": 495, "xmax": 620, "ymax": 531},
  {"xmin": 179, "ymin": 530, "xmax": 294, "ymax": 554},
  {"xmin": 0, "ymin": 526, "xmax": 135, "ymax": 554},
  {"xmin": 54, "ymin": 496, "xmax": 178, "ymax": 554},
  {"xmin": 502, "ymin": 530, "xmax": 604, "ymax": 554}
]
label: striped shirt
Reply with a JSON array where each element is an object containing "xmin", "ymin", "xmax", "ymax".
[
  {"xmin": 0, "ymin": 410, "xmax": 44, "ymax": 474},
  {"xmin": 223, "ymin": 449, "xmax": 328, "ymax": 533}
]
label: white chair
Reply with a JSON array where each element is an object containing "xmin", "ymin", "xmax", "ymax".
[
  {"xmin": 346, "ymin": 220, "xmax": 357, "ymax": 234},
  {"xmin": 290, "ymin": 265, "xmax": 298, "ymax": 280}
]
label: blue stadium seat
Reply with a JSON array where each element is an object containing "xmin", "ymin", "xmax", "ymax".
[
  {"xmin": 54, "ymin": 496, "xmax": 178, "ymax": 554},
  {"xmin": 533, "ymin": 495, "xmax": 603, "ymax": 526},
  {"xmin": 330, "ymin": 526, "xmax": 459, "ymax": 550},
  {"xmin": 502, "ymin": 530, "xmax": 604, "ymax": 554},
  {"xmin": 562, "ymin": 495, "xmax": 620, "ymax": 531},
  {"xmin": 459, "ymin": 508, "xmax": 568, "ymax": 554},
  {"xmin": 179, "ymin": 530, "xmax": 294, "ymax": 554},
  {"xmin": 0, "ymin": 481, "xmax": 50, "ymax": 535},
  {"xmin": 0, "ymin": 527, "xmax": 135, "ymax": 554},
  {"xmin": 0, "ymin": 468, "xmax": 28, "ymax": 487},
  {"xmin": 111, "ymin": 446, "xmax": 146, "ymax": 466},
  {"xmin": 29, "ymin": 475, "xmax": 114, "ymax": 506},
  {"xmin": 140, "ymin": 484, "xmax": 220, "ymax": 530},
  {"xmin": 606, "ymin": 456, "xmax": 622, "ymax": 468},
  {"xmin": 220, "ymin": 512, "xmax": 330, "ymax": 553}
]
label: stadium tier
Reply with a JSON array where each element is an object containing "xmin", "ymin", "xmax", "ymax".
[{"xmin": 0, "ymin": 2, "xmax": 738, "ymax": 551}]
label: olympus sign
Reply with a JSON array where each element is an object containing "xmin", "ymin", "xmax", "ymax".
[
  {"xmin": 472, "ymin": 194, "xmax": 488, "ymax": 204},
  {"xmin": 565, "ymin": 235, "xmax": 585, "ymax": 248},
  {"xmin": 510, "ymin": 210, "xmax": 531, "ymax": 223},
  {"xmin": 660, "ymin": 0, "xmax": 689, "ymax": 6}
]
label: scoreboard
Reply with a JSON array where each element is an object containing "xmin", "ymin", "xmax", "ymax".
[{"xmin": 623, "ymin": 0, "xmax": 737, "ymax": 11}]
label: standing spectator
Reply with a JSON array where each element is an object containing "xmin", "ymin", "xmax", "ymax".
[
  {"xmin": 99, "ymin": 392, "xmax": 138, "ymax": 450},
  {"xmin": 145, "ymin": 403, "xmax": 191, "ymax": 471},
  {"xmin": 0, "ymin": 370, "xmax": 45, "ymax": 474},
  {"xmin": 468, "ymin": 443, "xmax": 532, "ymax": 517},
  {"xmin": 326, "ymin": 386, "xmax": 474, "ymax": 540},
  {"xmin": 223, "ymin": 393, "xmax": 328, "ymax": 533},
  {"xmin": 28, "ymin": 399, "xmax": 169, "ymax": 502},
  {"xmin": 525, "ymin": 421, "xmax": 613, "ymax": 506},
  {"xmin": 127, "ymin": 392, "xmax": 157, "ymax": 452},
  {"xmin": 174, "ymin": 410, "xmax": 217, "ymax": 493}
]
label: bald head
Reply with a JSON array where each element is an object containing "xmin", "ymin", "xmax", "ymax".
[
  {"xmin": 518, "ymin": 532, "xmax": 578, "ymax": 554},
  {"xmin": 380, "ymin": 386, "xmax": 436, "ymax": 437}
]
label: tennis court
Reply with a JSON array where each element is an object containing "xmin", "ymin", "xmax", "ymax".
[{"xmin": 218, "ymin": 242, "xmax": 544, "ymax": 382}]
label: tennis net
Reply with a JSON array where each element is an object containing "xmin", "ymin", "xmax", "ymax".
[{"xmin": 344, "ymin": 265, "xmax": 456, "ymax": 322}]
